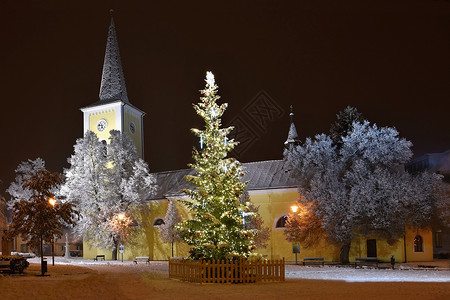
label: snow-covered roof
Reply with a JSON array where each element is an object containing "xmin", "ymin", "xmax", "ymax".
[
  {"xmin": 149, "ymin": 160, "xmax": 298, "ymax": 200},
  {"xmin": 406, "ymin": 149, "xmax": 450, "ymax": 174}
]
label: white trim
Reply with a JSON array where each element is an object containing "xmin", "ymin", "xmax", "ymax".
[{"xmin": 80, "ymin": 101, "xmax": 124, "ymax": 133}]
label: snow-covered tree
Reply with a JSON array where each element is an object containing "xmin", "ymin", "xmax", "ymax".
[
  {"xmin": 436, "ymin": 183, "xmax": 450, "ymax": 228},
  {"xmin": 329, "ymin": 106, "xmax": 364, "ymax": 149},
  {"xmin": 240, "ymin": 190, "xmax": 270, "ymax": 249},
  {"xmin": 61, "ymin": 131, "xmax": 111, "ymax": 249},
  {"xmin": 0, "ymin": 193, "xmax": 7, "ymax": 230},
  {"xmin": 108, "ymin": 130, "xmax": 156, "ymax": 209},
  {"xmin": 62, "ymin": 130, "xmax": 156, "ymax": 259},
  {"xmin": 6, "ymin": 158, "xmax": 46, "ymax": 209},
  {"xmin": 159, "ymin": 200, "xmax": 182, "ymax": 257},
  {"xmin": 177, "ymin": 71, "xmax": 255, "ymax": 261},
  {"xmin": 285, "ymin": 117, "xmax": 442, "ymax": 263},
  {"xmin": 8, "ymin": 169, "xmax": 77, "ymax": 258}
]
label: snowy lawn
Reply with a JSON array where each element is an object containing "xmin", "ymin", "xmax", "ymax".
[
  {"xmin": 27, "ymin": 257, "xmax": 450, "ymax": 282},
  {"xmin": 3, "ymin": 258, "xmax": 450, "ymax": 300},
  {"xmin": 285, "ymin": 264, "xmax": 450, "ymax": 282}
]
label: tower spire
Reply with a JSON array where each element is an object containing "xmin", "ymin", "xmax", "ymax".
[
  {"xmin": 99, "ymin": 10, "xmax": 129, "ymax": 103},
  {"xmin": 284, "ymin": 105, "xmax": 301, "ymax": 148}
]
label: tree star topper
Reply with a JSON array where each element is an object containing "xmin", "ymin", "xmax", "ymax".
[{"xmin": 206, "ymin": 71, "xmax": 215, "ymax": 87}]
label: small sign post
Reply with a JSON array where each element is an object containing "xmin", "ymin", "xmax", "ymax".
[
  {"xmin": 292, "ymin": 243, "xmax": 300, "ymax": 265},
  {"xmin": 119, "ymin": 245, "xmax": 124, "ymax": 262}
]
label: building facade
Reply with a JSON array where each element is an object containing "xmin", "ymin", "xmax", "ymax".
[{"xmin": 81, "ymin": 13, "xmax": 435, "ymax": 263}]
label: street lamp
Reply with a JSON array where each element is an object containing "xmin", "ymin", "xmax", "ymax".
[
  {"xmin": 291, "ymin": 204, "xmax": 300, "ymax": 265},
  {"xmin": 118, "ymin": 213, "xmax": 125, "ymax": 262},
  {"xmin": 49, "ymin": 198, "xmax": 56, "ymax": 266},
  {"xmin": 49, "ymin": 198, "xmax": 56, "ymax": 207}
]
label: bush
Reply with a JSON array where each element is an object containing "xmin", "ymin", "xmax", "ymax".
[{"xmin": 0, "ymin": 255, "xmax": 30, "ymax": 274}]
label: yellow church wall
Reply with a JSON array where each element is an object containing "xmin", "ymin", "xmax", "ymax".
[
  {"xmin": 82, "ymin": 190, "xmax": 434, "ymax": 263},
  {"xmin": 349, "ymin": 236, "xmax": 404, "ymax": 263},
  {"xmin": 123, "ymin": 110, "xmax": 142, "ymax": 157},
  {"xmin": 82, "ymin": 241, "xmax": 114, "ymax": 260},
  {"xmin": 124, "ymin": 200, "xmax": 190, "ymax": 261},
  {"xmin": 248, "ymin": 189, "xmax": 341, "ymax": 262},
  {"xmin": 405, "ymin": 227, "xmax": 433, "ymax": 262},
  {"xmin": 89, "ymin": 109, "xmax": 117, "ymax": 141}
]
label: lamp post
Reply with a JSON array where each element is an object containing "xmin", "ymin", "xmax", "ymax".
[
  {"xmin": 49, "ymin": 198, "xmax": 56, "ymax": 266},
  {"xmin": 290, "ymin": 205, "xmax": 299, "ymax": 265},
  {"xmin": 118, "ymin": 213, "xmax": 125, "ymax": 262}
]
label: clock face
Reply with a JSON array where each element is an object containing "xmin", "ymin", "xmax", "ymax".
[
  {"xmin": 97, "ymin": 119, "xmax": 108, "ymax": 132},
  {"xmin": 129, "ymin": 122, "xmax": 136, "ymax": 134}
]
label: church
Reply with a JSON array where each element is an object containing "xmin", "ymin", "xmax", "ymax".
[{"xmin": 81, "ymin": 13, "xmax": 434, "ymax": 263}]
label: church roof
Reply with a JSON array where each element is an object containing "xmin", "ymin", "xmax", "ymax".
[
  {"xmin": 149, "ymin": 160, "xmax": 298, "ymax": 200},
  {"xmin": 406, "ymin": 149, "xmax": 450, "ymax": 174},
  {"xmin": 98, "ymin": 11, "xmax": 129, "ymax": 103}
]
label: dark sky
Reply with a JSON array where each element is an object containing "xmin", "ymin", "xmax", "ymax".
[{"xmin": 1, "ymin": 0, "xmax": 450, "ymax": 193}]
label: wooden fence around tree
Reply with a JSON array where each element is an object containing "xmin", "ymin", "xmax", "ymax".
[{"xmin": 169, "ymin": 258, "xmax": 285, "ymax": 283}]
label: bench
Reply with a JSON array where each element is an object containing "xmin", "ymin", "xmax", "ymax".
[
  {"xmin": 355, "ymin": 257, "xmax": 378, "ymax": 268},
  {"xmin": 302, "ymin": 257, "xmax": 324, "ymax": 266},
  {"xmin": 0, "ymin": 260, "xmax": 11, "ymax": 273},
  {"xmin": 94, "ymin": 255, "xmax": 105, "ymax": 261},
  {"xmin": 134, "ymin": 256, "xmax": 150, "ymax": 264}
]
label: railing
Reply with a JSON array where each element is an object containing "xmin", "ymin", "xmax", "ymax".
[{"xmin": 169, "ymin": 258, "xmax": 285, "ymax": 283}]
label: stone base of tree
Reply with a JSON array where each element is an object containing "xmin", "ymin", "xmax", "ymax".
[{"xmin": 169, "ymin": 258, "xmax": 285, "ymax": 283}]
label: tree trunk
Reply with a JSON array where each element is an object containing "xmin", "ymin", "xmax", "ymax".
[
  {"xmin": 171, "ymin": 242, "xmax": 174, "ymax": 258},
  {"xmin": 340, "ymin": 243, "xmax": 351, "ymax": 264},
  {"xmin": 112, "ymin": 241, "xmax": 118, "ymax": 261}
]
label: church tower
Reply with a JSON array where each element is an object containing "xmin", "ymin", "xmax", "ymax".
[
  {"xmin": 80, "ymin": 11, "xmax": 145, "ymax": 158},
  {"xmin": 284, "ymin": 105, "xmax": 301, "ymax": 149}
]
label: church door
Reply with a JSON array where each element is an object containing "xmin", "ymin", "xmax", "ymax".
[{"xmin": 367, "ymin": 239, "xmax": 377, "ymax": 257}]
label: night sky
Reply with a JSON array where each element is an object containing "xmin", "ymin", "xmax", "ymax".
[{"xmin": 1, "ymin": 1, "xmax": 450, "ymax": 193}]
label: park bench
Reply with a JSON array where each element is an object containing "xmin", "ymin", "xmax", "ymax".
[
  {"xmin": 134, "ymin": 256, "xmax": 150, "ymax": 264},
  {"xmin": 355, "ymin": 257, "xmax": 378, "ymax": 268},
  {"xmin": 94, "ymin": 255, "xmax": 105, "ymax": 261},
  {"xmin": 302, "ymin": 257, "xmax": 324, "ymax": 266},
  {"xmin": 0, "ymin": 260, "xmax": 11, "ymax": 273}
]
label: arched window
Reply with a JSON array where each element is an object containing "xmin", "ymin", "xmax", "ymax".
[
  {"xmin": 275, "ymin": 216, "xmax": 288, "ymax": 228},
  {"xmin": 414, "ymin": 235, "xmax": 423, "ymax": 252},
  {"xmin": 101, "ymin": 140, "xmax": 107, "ymax": 157},
  {"xmin": 153, "ymin": 218, "xmax": 165, "ymax": 227}
]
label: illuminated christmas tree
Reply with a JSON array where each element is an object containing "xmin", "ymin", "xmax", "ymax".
[{"xmin": 178, "ymin": 71, "xmax": 255, "ymax": 261}]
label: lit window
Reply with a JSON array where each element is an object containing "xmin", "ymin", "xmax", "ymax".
[
  {"xmin": 414, "ymin": 235, "xmax": 423, "ymax": 252},
  {"xmin": 153, "ymin": 218, "xmax": 165, "ymax": 227},
  {"xmin": 275, "ymin": 216, "xmax": 288, "ymax": 228}
]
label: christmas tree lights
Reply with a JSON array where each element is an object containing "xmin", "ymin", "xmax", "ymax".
[{"xmin": 178, "ymin": 71, "xmax": 255, "ymax": 261}]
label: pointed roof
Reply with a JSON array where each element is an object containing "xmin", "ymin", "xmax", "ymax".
[
  {"xmin": 99, "ymin": 10, "xmax": 129, "ymax": 103},
  {"xmin": 284, "ymin": 105, "xmax": 301, "ymax": 147}
]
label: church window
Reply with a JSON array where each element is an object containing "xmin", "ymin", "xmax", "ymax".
[
  {"xmin": 153, "ymin": 218, "xmax": 165, "ymax": 227},
  {"xmin": 414, "ymin": 235, "xmax": 423, "ymax": 252},
  {"xmin": 129, "ymin": 122, "xmax": 136, "ymax": 134},
  {"xmin": 101, "ymin": 140, "xmax": 107, "ymax": 157},
  {"xmin": 275, "ymin": 216, "xmax": 288, "ymax": 228}
]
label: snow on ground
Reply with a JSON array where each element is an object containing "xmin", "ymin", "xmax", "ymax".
[
  {"xmin": 27, "ymin": 257, "xmax": 450, "ymax": 283},
  {"xmin": 285, "ymin": 264, "xmax": 450, "ymax": 282}
]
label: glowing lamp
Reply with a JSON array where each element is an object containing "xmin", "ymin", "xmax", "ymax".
[
  {"xmin": 290, "ymin": 205, "xmax": 298, "ymax": 213},
  {"xmin": 49, "ymin": 198, "xmax": 56, "ymax": 207}
]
